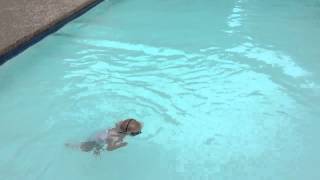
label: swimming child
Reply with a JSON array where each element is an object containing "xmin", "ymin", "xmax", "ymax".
[{"xmin": 65, "ymin": 118, "xmax": 142, "ymax": 155}]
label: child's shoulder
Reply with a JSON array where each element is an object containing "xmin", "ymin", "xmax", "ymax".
[{"xmin": 108, "ymin": 128, "xmax": 120, "ymax": 135}]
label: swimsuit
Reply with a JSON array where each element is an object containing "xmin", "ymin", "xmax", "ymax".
[{"xmin": 89, "ymin": 129, "xmax": 122, "ymax": 144}]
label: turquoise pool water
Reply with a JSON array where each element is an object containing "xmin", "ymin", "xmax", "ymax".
[{"xmin": 1, "ymin": 0, "xmax": 320, "ymax": 179}]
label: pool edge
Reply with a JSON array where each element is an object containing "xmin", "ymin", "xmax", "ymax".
[{"xmin": 0, "ymin": 0, "xmax": 104, "ymax": 65}]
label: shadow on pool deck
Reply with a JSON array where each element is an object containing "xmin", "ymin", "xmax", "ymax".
[{"xmin": 0, "ymin": 0, "xmax": 104, "ymax": 65}]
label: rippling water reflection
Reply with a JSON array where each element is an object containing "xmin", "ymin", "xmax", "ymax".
[{"xmin": 0, "ymin": 0, "xmax": 320, "ymax": 180}]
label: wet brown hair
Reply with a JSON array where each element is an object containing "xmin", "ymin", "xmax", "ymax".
[{"xmin": 119, "ymin": 119, "xmax": 142, "ymax": 133}]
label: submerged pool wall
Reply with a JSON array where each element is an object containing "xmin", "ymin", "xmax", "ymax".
[{"xmin": 0, "ymin": 0, "xmax": 104, "ymax": 65}]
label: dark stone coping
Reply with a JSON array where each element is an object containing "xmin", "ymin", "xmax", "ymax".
[{"xmin": 0, "ymin": 0, "xmax": 104, "ymax": 65}]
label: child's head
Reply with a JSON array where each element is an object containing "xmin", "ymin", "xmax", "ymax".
[{"xmin": 119, "ymin": 119, "xmax": 142, "ymax": 136}]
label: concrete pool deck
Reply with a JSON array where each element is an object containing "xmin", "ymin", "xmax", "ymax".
[{"xmin": 0, "ymin": 0, "xmax": 103, "ymax": 65}]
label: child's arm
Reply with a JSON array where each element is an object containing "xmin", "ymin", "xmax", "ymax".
[{"xmin": 106, "ymin": 141, "xmax": 128, "ymax": 151}]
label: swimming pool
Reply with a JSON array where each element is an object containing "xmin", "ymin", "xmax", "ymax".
[{"xmin": 0, "ymin": 0, "xmax": 320, "ymax": 179}]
